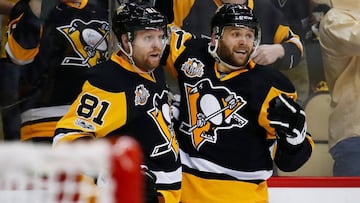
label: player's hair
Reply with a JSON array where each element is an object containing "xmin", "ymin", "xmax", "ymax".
[{"xmin": 112, "ymin": 2, "xmax": 168, "ymax": 42}]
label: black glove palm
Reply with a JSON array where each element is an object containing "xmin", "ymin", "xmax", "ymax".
[{"xmin": 267, "ymin": 94, "xmax": 307, "ymax": 148}]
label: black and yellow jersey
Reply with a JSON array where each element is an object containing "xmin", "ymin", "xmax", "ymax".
[
  {"xmin": 5, "ymin": 0, "xmax": 43, "ymax": 65},
  {"xmin": 165, "ymin": 26, "xmax": 314, "ymax": 203},
  {"xmin": 20, "ymin": 0, "xmax": 110, "ymax": 142},
  {"xmin": 54, "ymin": 53, "xmax": 182, "ymax": 203},
  {"xmin": 157, "ymin": 0, "xmax": 303, "ymax": 70},
  {"xmin": 0, "ymin": 0, "xmax": 19, "ymax": 59}
]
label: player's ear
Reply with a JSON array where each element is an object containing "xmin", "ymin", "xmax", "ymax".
[
  {"xmin": 210, "ymin": 33, "xmax": 217, "ymax": 46},
  {"xmin": 121, "ymin": 34, "xmax": 130, "ymax": 51}
]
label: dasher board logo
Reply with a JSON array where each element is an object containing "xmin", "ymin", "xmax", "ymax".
[
  {"xmin": 180, "ymin": 79, "xmax": 248, "ymax": 150},
  {"xmin": 57, "ymin": 19, "xmax": 109, "ymax": 67}
]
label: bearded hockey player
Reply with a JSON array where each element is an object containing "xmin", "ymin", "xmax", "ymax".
[
  {"xmin": 53, "ymin": 2, "xmax": 181, "ymax": 203},
  {"xmin": 164, "ymin": 4, "xmax": 314, "ymax": 203}
]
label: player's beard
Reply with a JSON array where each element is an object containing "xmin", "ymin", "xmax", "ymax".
[
  {"xmin": 132, "ymin": 46, "xmax": 162, "ymax": 72},
  {"xmin": 133, "ymin": 55, "xmax": 161, "ymax": 72},
  {"xmin": 145, "ymin": 55, "xmax": 161, "ymax": 70},
  {"xmin": 217, "ymin": 44, "xmax": 250, "ymax": 67}
]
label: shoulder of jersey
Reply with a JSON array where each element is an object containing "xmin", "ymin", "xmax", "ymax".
[
  {"xmin": 253, "ymin": 65, "xmax": 295, "ymax": 92},
  {"xmin": 86, "ymin": 60, "xmax": 135, "ymax": 93}
]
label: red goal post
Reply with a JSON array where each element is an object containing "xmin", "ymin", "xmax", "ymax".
[{"xmin": 0, "ymin": 136, "xmax": 143, "ymax": 203}]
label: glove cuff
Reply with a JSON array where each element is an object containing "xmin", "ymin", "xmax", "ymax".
[
  {"xmin": 277, "ymin": 131, "xmax": 307, "ymax": 151},
  {"xmin": 286, "ymin": 122, "xmax": 307, "ymax": 145}
]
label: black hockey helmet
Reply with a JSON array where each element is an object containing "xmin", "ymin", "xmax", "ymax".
[
  {"xmin": 211, "ymin": 4, "xmax": 260, "ymax": 41},
  {"xmin": 112, "ymin": 2, "xmax": 168, "ymax": 42}
]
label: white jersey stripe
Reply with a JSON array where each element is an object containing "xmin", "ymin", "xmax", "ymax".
[
  {"xmin": 21, "ymin": 105, "xmax": 71, "ymax": 123},
  {"xmin": 180, "ymin": 149, "xmax": 273, "ymax": 180},
  {"xmin": 153, "ymin": 166, "xmax": 182, "ymax": 184}
]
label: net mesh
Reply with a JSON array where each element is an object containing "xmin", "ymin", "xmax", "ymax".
[{"xmin": 0, "ymin": 137, "xmax": 143, "ymax": 203}]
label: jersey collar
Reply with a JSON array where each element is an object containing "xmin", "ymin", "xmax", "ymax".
[
  {"xmin": 214, "ymin": 59, "xmax": 255, "ymax": 80},
  {"xmin": 111, "ymin": 53, "xmax": 157, "ymax": 82}
]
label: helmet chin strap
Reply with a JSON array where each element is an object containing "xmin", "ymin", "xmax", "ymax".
[{"xmin": 208, "ymin": 38, "xmax": 259, "ymax": 71}]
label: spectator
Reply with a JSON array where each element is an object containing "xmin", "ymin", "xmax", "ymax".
[
  {"xmin": 53, "ymin": 2, "xmax": 181, "ymax": 203},
  {"xmin": 164, "ymin": 4, "xmax": 314, "ymax": 202},
  {"xmin": 1, "ymin": 0, "xmax": 41, "ymax": 140},
  {"xmin": 18, "ymin": 0, "xmax": 110, "ymax": 143},
  {"xmin": 270, "ymin": 0, "xmax": 312, "ymax": 40},
  {"xmin": 6, "ymin": 0, "xmax": 43, "ymax": 66},
  {"xmin": 319, "ymin": 0, "xmax": 360, "ymax": 176},
  {"xmin": 0, "ymin": 0, "xmax": 17, "ymax": 141}
]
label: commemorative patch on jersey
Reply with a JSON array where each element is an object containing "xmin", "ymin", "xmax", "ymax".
[
  {"xmin": 181, "ymin": 58, "xmax": 205, "ymax": 78},
  {"xmin": 134, "ymin": 84, "xmax": 150, "ymax": 106},
  {"xmin": 75, "ymin": 118, "xmax": 95, "ymax": 131}
]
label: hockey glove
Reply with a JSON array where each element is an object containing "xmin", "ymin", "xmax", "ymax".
[
  {"xmin": 141, "ymin": 165, "xmax": 159, "ymax": 203},
  {"xmin": 267, "ymin": 94, "xmax": 307, "ymax": 149}
]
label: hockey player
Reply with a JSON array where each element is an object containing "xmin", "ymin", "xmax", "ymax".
[
  {"xmin": 53, "ymin": 3, "xmax": 181, "ymax": 203},
  {"xmin": 18, "ymin": 0, "xmax": 110, "ymax": 142},
  {"xmin": 2, "ymin": 0, "xmax": 41, "ymax": 140},
  {"xmin": 164, "ymin": 4, "xmax": 314, "ymax": 202},
  {"xmin": 5, "ymin": 0, "xmax": 42, "ymax": 66},
  {"xmin": 156, "ymin": 0, "xmax": 303, "ymax": 70}
]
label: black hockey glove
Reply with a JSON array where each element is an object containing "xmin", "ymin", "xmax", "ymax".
[
  {"xmin": 267, "ymin": 94, "xmax": 307, "ymax": 149},
  {"xmin": 141, "ymin": 166, "xmax": 159, "ymax": 203}
]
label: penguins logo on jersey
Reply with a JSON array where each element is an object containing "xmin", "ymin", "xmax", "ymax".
[
  {"xmin": 180, "ymin": 79, "xmax": 248, "ymax": 150},
  {"xmin": 57, "ymin": 19, "xmax": 109, "ymax": 67},
  {"xmin": 147, "ymin": 91, "xmax": 179, "ymax": 160}
]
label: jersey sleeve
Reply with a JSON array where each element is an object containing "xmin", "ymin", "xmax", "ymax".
[
  {"xmin": 53, "ymin": 80, "xmax": 127, "ymax": 145},
  {"xmin": 274, "ymin": 134, "xmax": 314, "ymax": 172},
  {"xmin": 165, "ymin": 25, "xmax": 193, "ymax": 78},
  {"xmin": 274, "ymin": 25, "xmax": 304, "ymax": 70},
  {"xmin": 5, "ymin": 0, "xmax": 43, "ymax": 65},
  {"xmin": 256, "ymin": 69, "xmax": 314, "ymax": 172},
  {"xmin": 254, "ymin": 0, "xmax": 304, "ymax": 70}
]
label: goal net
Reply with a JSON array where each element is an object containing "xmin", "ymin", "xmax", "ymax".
[{"xmin": 0, "ymin": 136, "xmax": 143, "ymax": 203}]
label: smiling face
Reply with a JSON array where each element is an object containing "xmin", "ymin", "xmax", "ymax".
[
  {"xmin": 130, "ymin": 29, "xmax": 166, "ymax": 72},
  {"xmin": 216, "ymin": 26, "xmax": 255, "ymax": 72}
]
